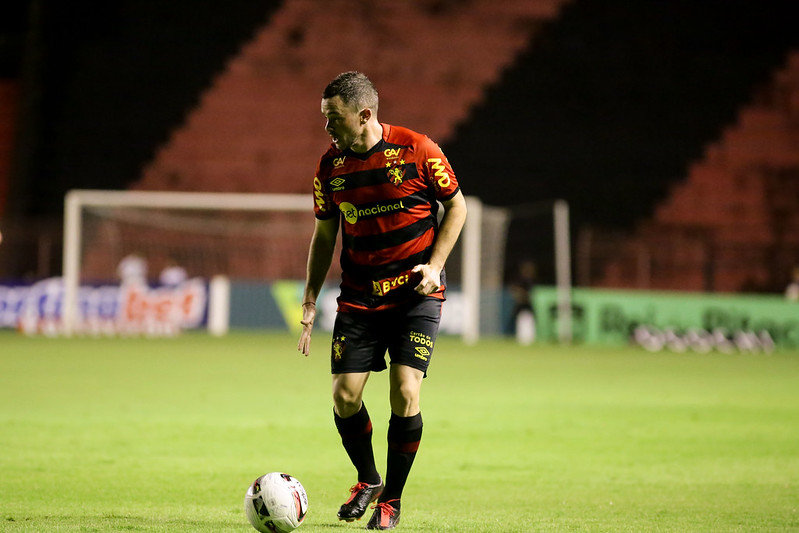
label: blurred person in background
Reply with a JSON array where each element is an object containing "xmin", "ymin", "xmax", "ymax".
[
  {"xmin": 117, "ymin": 252, "xmax": 148, "ymax": 285},
  {"xmin": 509, "ymin": 258, "xmax": 537, "ymax": 345},
  {"xmin": 785, "ymin": 266, "xmax": 799, "ymax": 301},
  {"xmin": 159, "ymin": 258, "xmax": 188, "ymax": 286}
]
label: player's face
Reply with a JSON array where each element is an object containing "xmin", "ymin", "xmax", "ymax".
[{"xmin": 321, "ymin": 96, "xmax": 363, "ymax": 151}]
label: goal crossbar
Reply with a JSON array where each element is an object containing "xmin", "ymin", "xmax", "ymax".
[{"xmin": 65, "ymin": 189, "xmax": 312, "ymax": 211}]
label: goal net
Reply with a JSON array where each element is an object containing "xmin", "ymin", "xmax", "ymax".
[
  {"xmin": 60, "ymin": 191, "xmax": 317, "ymax": 336},
  {"xmin": 59, "ymin": 190, "xmax": 569, "ymax": 342}
]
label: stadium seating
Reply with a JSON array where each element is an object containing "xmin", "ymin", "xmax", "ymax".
[
  {"xmin": 132, "ymin": 0, "xmax": 571, "ymax": 194},
  {"xmin": 593, "ymin": 51, "xmax": 799, "ymax": 293}
]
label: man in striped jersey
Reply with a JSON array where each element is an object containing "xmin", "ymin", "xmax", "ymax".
[{"xmin": 298, "ymin": 71, "xmax": 467, "ymax": 530}]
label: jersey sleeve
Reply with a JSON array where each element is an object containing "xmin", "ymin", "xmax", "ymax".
[
  {"xmin": 419, "ymin": 136, "xmax": 460, "ymax": 201},
  {"xmin": 312, "ymin": 160, "xmax": 338, "ymax": 220}
]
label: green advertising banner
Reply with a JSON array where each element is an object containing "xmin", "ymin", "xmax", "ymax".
[{"xmin": 533, "ymin": 287, "xmax": 799, "ymax": 350}]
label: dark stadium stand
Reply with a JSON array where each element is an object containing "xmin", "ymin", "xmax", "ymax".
[
  {"xmin": 132, "ymin": 0, "xmax": 569, "ymax": 195},
  {"xmin": 594, "ymin": 52, "xmax": 799, "ymax": 292}
]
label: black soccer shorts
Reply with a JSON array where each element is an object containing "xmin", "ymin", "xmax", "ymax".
[{"xmin": 330, "ymin": 297, "xmax": 442, "ymax": 376}]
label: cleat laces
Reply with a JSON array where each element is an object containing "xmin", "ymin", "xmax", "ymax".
[
  {"xmin": 345, "ymin": 482, "xmax": 371, "ymax": 503},
  {"xmin": 372, "ymin": 500, "xmax": 399, "ymax": 524}
]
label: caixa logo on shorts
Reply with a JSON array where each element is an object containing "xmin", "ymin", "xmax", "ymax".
[{"xmin": 409, "ymin": 331, "xmax": 433, "ymax": 361}]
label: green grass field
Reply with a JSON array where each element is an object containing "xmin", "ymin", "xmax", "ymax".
[{"xmin": 1, "ymin": 331, "xmax": 798, "ymax": 532}]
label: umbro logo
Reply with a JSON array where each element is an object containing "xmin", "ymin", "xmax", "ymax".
[
  {"xmin": 330, "ymin": 177, "xmax": 346, "ymax": 191},
  {"xmin": 414, "ymin": 347, "xmax": 430, "ymax": 361}
]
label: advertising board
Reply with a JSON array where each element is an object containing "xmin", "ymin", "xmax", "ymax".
[
  {"xmin": 0, "ymin": 277, "xmax": 208, "ymax": 335},
  {"xmin": 533, "ymin": 287, "xmax": 799, "ymax": 351}
]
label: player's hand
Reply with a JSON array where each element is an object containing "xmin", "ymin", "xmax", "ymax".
[
  {"xmin": 412, "ymin": 264, "xmax": 442, "ymax": 295},
  {"xmin": 297, "ymin": 302, "xmax": 316, "ymax": 356}
]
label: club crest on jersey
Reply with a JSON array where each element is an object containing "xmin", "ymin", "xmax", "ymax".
[{"xmin": 386, "ymin": 159, "xmax": 406, "ymax": 186}]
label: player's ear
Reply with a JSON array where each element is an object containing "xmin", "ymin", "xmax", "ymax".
[{"xmin": 359, "ymin": 108, "xmax": 372, "ymax": 125}]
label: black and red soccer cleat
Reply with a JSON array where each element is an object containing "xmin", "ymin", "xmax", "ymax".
[
  {"xmin": 337, "ymin": 478, "xmax": 384, "ymax": 522},
  {"xmin": 366, "ymin": 500, "xmax": 401, "ymax": 530}
]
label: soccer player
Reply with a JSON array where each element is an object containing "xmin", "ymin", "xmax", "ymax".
[{"xmin": 297, "ymin": 71, "xmax": 467, "ymax": 530}]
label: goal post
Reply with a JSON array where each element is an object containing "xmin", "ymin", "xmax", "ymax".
[
  {"xmin": 444, "ymin": 196, "xmax": 573, "ymax": 344},
  {"xmin": 496, "ymin": 198, "xmax": 573, "ymax": 344},
  {"xmin": 461, "ymin": 196, "xmax": 482, "ymax": 344},
  {"xmin": 553, "ymin": 199, "xmax": 573, "ymax": 343}
]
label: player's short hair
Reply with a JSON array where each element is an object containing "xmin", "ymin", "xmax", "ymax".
[{"xmin": 323, "ymin": 71, "xmax": 379, "ymax": 113}]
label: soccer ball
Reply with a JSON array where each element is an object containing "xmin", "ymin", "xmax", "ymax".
[{"xmin": 244, "ymin": 472, "xmax": 309, "ymax": 533}]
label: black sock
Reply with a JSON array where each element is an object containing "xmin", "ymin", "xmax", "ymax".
[
  {"xmin": 381, "ymin": 412, "xmax": 423, "ymax": 502},
  {"xmin": 334, "ymin": 403, "xmax": 381, "ymax": 485}
]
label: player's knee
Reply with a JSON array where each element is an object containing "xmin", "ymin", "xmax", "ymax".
[
  {"xmin": 332, "ymin": 388, "xmax": 362, "ymax": 417},
  {"xmin": 390, "ymin": 383, "xmax": 419, "ymax": 415}
]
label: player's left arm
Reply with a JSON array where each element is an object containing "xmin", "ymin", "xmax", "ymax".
[{"xmin": 413, "ymin": 190, "xmax": 467, "ymax": 295}]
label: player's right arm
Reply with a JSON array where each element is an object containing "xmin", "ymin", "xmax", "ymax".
[{"xmin": 298, "ymin": 215, "xmax": 339, "ymax": 356}]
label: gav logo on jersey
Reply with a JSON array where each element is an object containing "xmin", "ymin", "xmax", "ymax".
[{"xmin": 339, "ymin": 200, "xmax": 406, "ymax": 224}]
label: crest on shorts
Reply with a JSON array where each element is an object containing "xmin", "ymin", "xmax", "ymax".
[
  {"xmin": 332, "ymin": 335, "xmax": 346, "ymax": 361},
  {"xmin": 385, "ymin": 160, "xmax": 406, "ymax": 186}
]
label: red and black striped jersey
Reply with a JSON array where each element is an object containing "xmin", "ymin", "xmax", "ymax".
[{"xmin": 313, "ymin": 123, "xmax": 460, "ymax": 312}]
